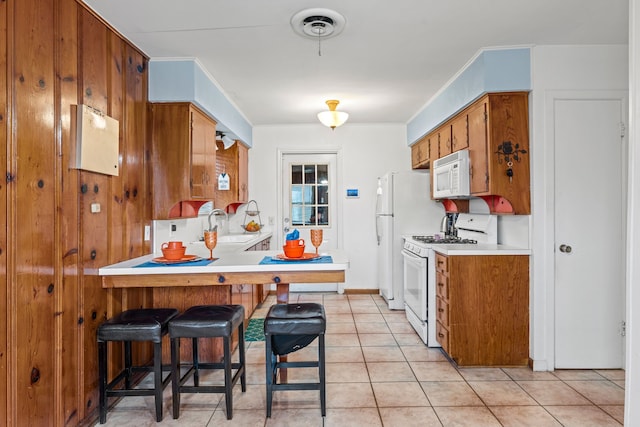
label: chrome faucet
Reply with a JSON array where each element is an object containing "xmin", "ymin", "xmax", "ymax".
[{"xmin": 207, "ymin": 209, "xmax": 228, "ymax": 233}]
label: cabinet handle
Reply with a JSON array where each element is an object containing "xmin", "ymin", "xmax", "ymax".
[
  {"xmin": 218, "ymin": 275, "xmax": 226, "ymax": 283},
  {"xmin": 438, "ymin": 333, "xmax": 445, "ymax": 338},
  {"xmin": 438, "ymin": 282, "xmax": 444, "ymax": 287},
  {"xmin": 438, "ymin": 308, "xmax": 444, "ymax": 312}
]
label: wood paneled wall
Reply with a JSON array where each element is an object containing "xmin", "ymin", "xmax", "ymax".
[{"xmin": 1, "ymin": 0, "xmax": 152, "ymax": 425}]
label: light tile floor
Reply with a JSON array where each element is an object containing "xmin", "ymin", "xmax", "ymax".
[{"xmin": 97, "ymin": 293, "xmax": 625, "ymax": 426}]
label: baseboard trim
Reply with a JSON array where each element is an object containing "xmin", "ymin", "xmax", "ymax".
[
  {"xmin": 266, "ymin": 288, "xmax": 379, "ymax": 295},
  {"xmin": 343, "ymin": 289, "xmax": 378, "ymax": 295}
]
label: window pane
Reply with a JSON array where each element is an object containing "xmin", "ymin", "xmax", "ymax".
[
  {"xmin": 289, "ymin": 162, "xmax": 330, "ymax": 228},
  {"xmin": 303, "ymin": 186, "xmax": 315, "ymax": 204},
  {"xmin": 291, "ymin": 185, "xmax": 303, "ymax": 204},
  {"xmin": 317, "ymin": 165, "xmax": 328, "ymax": 183},
  {"xmin": 317, "ymin": 206, "xmax": 329, "ymax": 225},
  {"xmin": 291, "ymin": 165, "xmax": 303, "ymax": 184},
  {"xmin": 303, "ymin": 206, "xmax": 314, "ymax": 226},
  {"xmin": 304, "ymin": 165, "xmax": 316, "ymax": 184},
  {"xmin": 317, "ymin": 185, "xmax": 328, "ymax": 205},
  {"xmin": 291, "ymin": 206, "xmax": 303, "ymax": 225}
]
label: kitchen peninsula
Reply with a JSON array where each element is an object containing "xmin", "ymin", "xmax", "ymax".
[{"xmin": 99, "ymin": 248, "xmax": 349, "ymax": 304}]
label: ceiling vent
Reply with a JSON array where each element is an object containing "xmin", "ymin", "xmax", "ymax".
[{"xmin": 291, "ymin": 8, "xmax": 346, "ymax": 40}]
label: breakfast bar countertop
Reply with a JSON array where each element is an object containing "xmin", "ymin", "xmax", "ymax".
[{"xmin": 98, "ymin": 249, "xmax": 350, "ymax": 276}]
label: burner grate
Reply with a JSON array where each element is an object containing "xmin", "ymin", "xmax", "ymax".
[{"xmin": 411, "ymin": 235, "xmax": 477, "ymax": 245}]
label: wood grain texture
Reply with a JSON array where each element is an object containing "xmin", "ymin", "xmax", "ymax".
[
  {"xmin": 57, "ymin": 0, "xmax": 81, "ymax": 424},
  {"xmin": 3, "ymin": 1, "xmax": 152, "ymax": 424},
  {"xmin": 0, "ymin": 0, "xmax": 8, "ymax": 424},
  {"xmin": 13, "ymin": 0, "xmax": 57, "ymax": 425},
  {"xmin": 445, "ymin": 255, "xmax": 529, "ymax": 366},
  {"xmin": 150, "ymin": 102, "xmax": 217, "ymax": 218}
]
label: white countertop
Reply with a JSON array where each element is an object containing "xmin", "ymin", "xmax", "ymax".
[
  {"xmin": 98, "ymin": 249, "xmax": 350, "ymax": 276},
  {"xmin": 431, "ymin": 244, "xmax": 531, "ymax": 256}
]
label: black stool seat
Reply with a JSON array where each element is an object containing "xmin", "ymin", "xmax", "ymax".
[
  {"xmin": 169, "ymin": 305, "xmax": 246, "ymax": 420},
  {"xmin": 169, "ymin": 304, "xmax": 244, "ymax": 337},
  {"xmin": 98, "ymin": 308, "xmax": 179, "ymax": 424},
  {"xmin": 264, "ymin": 303, "xmax": 326, "ymax": 417}
]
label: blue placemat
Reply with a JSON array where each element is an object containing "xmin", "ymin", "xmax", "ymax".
[
  {"xmin": 259, "ymin": 255, "xmax": 333, "ymax": 265},
  {"xmin": 134, "ymin": 258, "xmax": 215, "ymax": 268}
]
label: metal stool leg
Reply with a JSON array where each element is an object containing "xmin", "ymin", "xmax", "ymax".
[
  {"xmin": 171, "ymin": 337, "xmax": 181, "ymax": 419},
  {"xmin": 265, "ymin": 334, "xmax": 274, "ymax": 418},
  {"xmin": 192, "ymin": 337, "xmax": 200, "ymax": 386},
  {"xmin": 239, "ymin": 321, "xmax": 247, "ymax": 391},
  {"xmin": 223, "ymin": 335, "xmax": 233, "ymax": 419},
  {"xmin": 153, "ymin": 341, "xmax": 164, "ymax": 422},
  {"xmin": 319, "ymin": 334, "xmax": 326, "ymax": 416},
  {"xmin": 124, "ymin": 341, "xmax": 132, "ymax": 389},
  {"xmin": 98, "ymin": 341, "xmax": 107, "ymax": 424}
]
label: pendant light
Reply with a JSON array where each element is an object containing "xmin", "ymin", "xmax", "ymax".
[{"xmin": 317, "ymin": 100, "xmax": 349, "ymax": 130}]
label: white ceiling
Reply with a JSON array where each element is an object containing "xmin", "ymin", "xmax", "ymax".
[{"xmin": 82, "ymin": 0, "xmax": 628, "ymax": 127}]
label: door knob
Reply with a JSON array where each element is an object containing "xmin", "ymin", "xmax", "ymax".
[{"xmin": 559, "ymin": 244, "xmax": 572, "ymax": 253}]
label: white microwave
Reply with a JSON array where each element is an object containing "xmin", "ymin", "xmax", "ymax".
[{"xmin": 432, "ymin": 149, "xmax": 470, "ymax": 199}]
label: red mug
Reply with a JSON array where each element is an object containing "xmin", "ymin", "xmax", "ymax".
[
  {"xmin": 163, "ymin": 241, "xmax": 183, "ymax": 250},
  {"xmin": 284, "ymin": 238, "xmax": 304, "ymax": 247}
]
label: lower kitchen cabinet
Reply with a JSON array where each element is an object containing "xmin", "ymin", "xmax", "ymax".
[{"xmin": 435, "ymin": 253, "xmax": 529, "ymax": 366}]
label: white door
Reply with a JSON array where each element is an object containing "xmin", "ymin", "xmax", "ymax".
[
  {"xmin": 554, "ymin": 97, "xmax": 626, "ymax": 368},
  {"xmin": 281, "ymin": 152, "xmax": 339, "ymax": 291}
]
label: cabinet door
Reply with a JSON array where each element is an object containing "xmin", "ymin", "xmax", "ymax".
[
  {"xmin": 190, "ymin": 108, "xmax": 216, "ymax": 199},
  {"xmin": 411, "ymin": 136, "xmax": 430, "ymax": 169},
  {"xmin": 451, "ymin": 114, "xmax": 468, "ymax": 152},
  {"xmin": 468, "ymin": 100, "xmax": 489, "ymax": 194},
  {"xmin": 438, "ymin": 124, "xmax": 452, "ymax": 157},
  {"xmin": 237, "ymin": 142, "xmax": 249, "ymax": 202}
]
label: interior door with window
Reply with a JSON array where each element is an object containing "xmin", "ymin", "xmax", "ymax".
[{"xmin": 281, "ymin": 152, "xmax": 339, "ymax": 291}]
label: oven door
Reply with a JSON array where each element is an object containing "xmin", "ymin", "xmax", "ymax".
[{"xmin": 402, "ymin": 249, "xmax": 428, "ymax": 321}]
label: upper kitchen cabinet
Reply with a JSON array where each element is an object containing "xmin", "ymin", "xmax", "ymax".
[
  {"xmin": 214, "ymin": 139, "xmax": 249, "ymax": 210},
  {"xmin": 468, "ymin": 92, "xmax": 530, "ymax": 214},
  {"xmin": 450, "ymin": 113, "xmax": 469, "ymax": 152},
  {"xmin": 437, "ymin": 124, "xmax": 453, "ymax": 158},
  {"xmin": 149, "ymin": 102, "xmax": 217, "ymax": 219},
  {"xmin": 411, "ymin": 134, "xmax": 432, "ymax": 169}
]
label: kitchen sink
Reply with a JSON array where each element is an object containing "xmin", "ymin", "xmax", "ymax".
[{"xmin": 217, "ymin": 234, "xmax": 255, "ymax": 243}]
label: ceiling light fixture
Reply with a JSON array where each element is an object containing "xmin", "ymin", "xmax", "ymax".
[{"xmin": 317, "ymin": 100, "xmax": 349, "ymax": 130}]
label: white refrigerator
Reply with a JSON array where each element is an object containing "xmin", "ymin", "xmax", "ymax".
[{"xmin": 375, "ymin": 171, "xmax": 444, "ymax": 310}]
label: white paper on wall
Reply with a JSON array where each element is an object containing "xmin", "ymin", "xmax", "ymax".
[
  {"xmin": 74, "ymin": 104, "xmax": 119, "ymax": 176},
  {"xmin": 218, "ymin": 173, "xmax": 230, "ymax": 190}
]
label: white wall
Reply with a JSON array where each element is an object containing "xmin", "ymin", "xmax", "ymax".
[
  {"xmin": 250, "ymin": 123, "xmax": 411, "ymax": 290},
  {"xmin": 529, "ymin": 44, "xmax": 628, "ymax": 370}
]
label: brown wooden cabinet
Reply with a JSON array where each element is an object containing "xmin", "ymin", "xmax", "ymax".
[
  {"xmin": 215, "ymin": 140, "xmax": 249, "ymax": 210},
  {"xmin": 414, "ymin": 92, "xmax": 530, "ymax": 214},
  {"xmin": 437, "ymin": 124, "xmax": 453, "ymax": 157},
  {"xmin": 149, "ymin": 102, "xmax": 217, "ymax": 218},
  {"xmin": 435, "ymin": 252, "xmax": 529, "ymax": 366},
  {"xmin": 411, "ymin": 134, "xmax": 431, "ymax": 169},
  {"xmin": 468, "ymin": 92, "xmax": 530, "ymax": 214},
  {"xmin": 450, "ymin": 113, "xmax": 469, "ymax": 152},
  {"xmin": 238, "ymin": 142, "xmax": 249, "ymax": 203}
]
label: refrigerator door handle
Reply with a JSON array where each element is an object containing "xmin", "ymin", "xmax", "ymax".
[{"xmin": 375, "ymin": 214, "xmax": 381, "ymax": 245}]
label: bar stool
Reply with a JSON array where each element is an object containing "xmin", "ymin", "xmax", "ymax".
[
  {"xmin": 97, "ymin": 308, "xmax": 179, "ymax": 424},
  {"xmin": 264, "ymin": 303, "xmax": 326, "ymax": 417},
  {"xmin": 168, "ymin": 305, "xmax": 246, "ymax": 419}
]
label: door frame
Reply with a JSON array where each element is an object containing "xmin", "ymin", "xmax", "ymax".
[
  {"xmin": 276, "ymin": 148, "xmax": 344, "ymax": 250},
  {"xmin": 542, "ymin": 90, "xmax": 628, "ymax": 370}
]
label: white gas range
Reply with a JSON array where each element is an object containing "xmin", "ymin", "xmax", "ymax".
[{"xmin": 401, "ymin": 214, "xmax": 497, "ymax": 346}]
